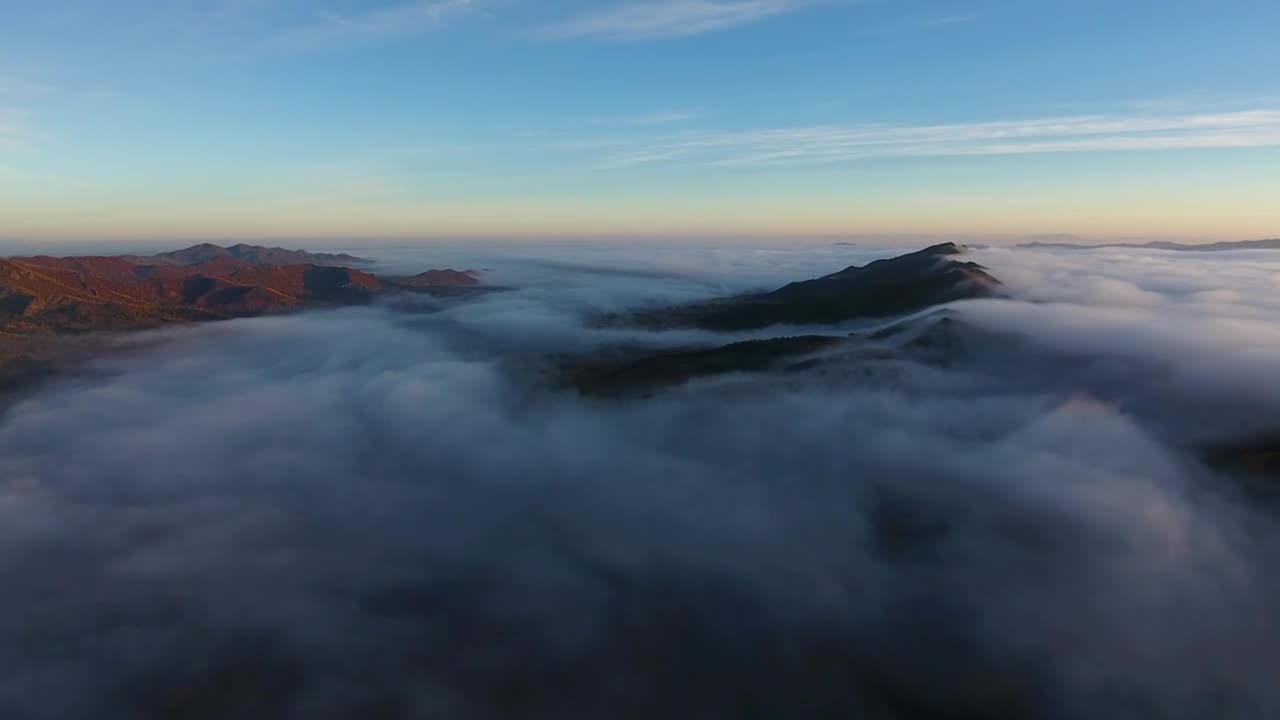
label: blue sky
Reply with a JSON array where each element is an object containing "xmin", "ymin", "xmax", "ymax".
[{"xmin": 2, "ymin": 0, "xmax": 1278, "ymax": 242}]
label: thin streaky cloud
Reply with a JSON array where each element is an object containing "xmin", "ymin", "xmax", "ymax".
[
  {"xmin": 273, "ymin": 0, "xmax": 477, "ymax": 50},
  {"xmin": 590, "ymin": 109, "xmax": 1280, "ymax": 167},
  {"xmin": 598, "ymin": 147, "xmax": 695, "ymax": 169},
  {"xmin": 624, "ymin": 109, "xmax": 702, "ymax": 125},
  {"xmin": 555, "ymin": 138, "xmax": 634, "ymax": 152},
  {"xmin": 589, "ymin": 109, "xmax": 702, "ymax": 126},
  {"xmin": 0, "ymin": 77, "xmax": 55, "ymax": 97},
  {"xmin": 0, "ymin": 110, "xmax": 30, "ymax": 152},
  {"xmin": 546, "ymin": 0, "xmax": 818, "ymax": 40},
  {"xmin": 935, "ymin": 130, "xmax": 1280, "ymax": 157}
]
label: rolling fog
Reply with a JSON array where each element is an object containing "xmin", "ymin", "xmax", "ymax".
[{"xmin": 2, "ymin": 244, "xmax": 1279, "ymax": 719}]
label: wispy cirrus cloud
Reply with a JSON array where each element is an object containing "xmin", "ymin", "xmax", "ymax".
[
  {"xmin": 0, "ymin": 107, "xmax": 35, "ymax": 153},
  {"xmin": 0, "ymin": 76, "xmax": 55, "ymax": 98},
  {"xmin": 546, "ymin": 0, "xmax": 818, "ymax": 40},
  {"xmin": 591, "ymin": 109, "xmax": 702, "ymax": 126},
  {"xmin": 273, "ymin": 0, "xmax": 478, "ymax": 50},
  {"xmin": 591, "ymin": 109, "xmax": 1280, "ymax": 167},
  {"xmin": 0, "ymin": 72, "xmax": 50, "ymax": 153},
  {"xmin": 926, "ymin": 15, "xmax": 971, "ymax": 26},
  {"xmin": 0, "ymin": 129, "xmax": 27, "ymax": 155}
]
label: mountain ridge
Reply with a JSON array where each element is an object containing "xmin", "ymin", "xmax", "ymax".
[
  {"xmin": 122, "ymin": 242, "xmax": 372, "ymax": 267},
  {"xmin": 1018, "ymin": 238, "xmax": 1280, "ymax": 252},
  {"xmin": 627, "ymin": 242, "xmax": 1000, "ymax": 331},
  {"xmin": 0, "ymin": 244, "xmax": 483, "ymax": 338}
]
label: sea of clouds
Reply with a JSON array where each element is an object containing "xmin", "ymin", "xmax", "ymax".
[{"xmin": 1, "ymin": 243, "xmax": 1279, "ymax": 719}]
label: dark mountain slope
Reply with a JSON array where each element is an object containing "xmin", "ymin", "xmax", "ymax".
[
  {"xmin": 630, "ymin": 243, "xmax": 999, "ymax": 331},
  {"xmin": 566, "ymin": 312, "xmax": 1007, "ymax": 397},
  {"xmin": 566, "ymin": 335, "xmax": 846, "ymax": 397}
]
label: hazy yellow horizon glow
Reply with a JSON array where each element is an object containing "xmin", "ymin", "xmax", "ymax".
[{"xmin": 3, "ymin": 191, "xmax": 1277, "ymax": 244}]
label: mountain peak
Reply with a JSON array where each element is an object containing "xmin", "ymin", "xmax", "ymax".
[
  {"xmin": 630, "ymin": 244, "xmax": 1000, "ymax": 331},
  {"xmin": 920, "ymin": 242, "xmax": 967, "ymax": 256}
]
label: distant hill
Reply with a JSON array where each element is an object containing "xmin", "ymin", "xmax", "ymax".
[
  {"xmin": 126, "ymin": 243, "xmax": 371, "ymax": 267},
  {"xmin": 387, "ymin": 269, "xmax": 481, "ymax": 289},
  {"xmin": 1018, "ymin": 238, "xmax": 1280, "ymax": 252}
]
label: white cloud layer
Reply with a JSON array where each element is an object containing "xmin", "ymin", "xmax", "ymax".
[{"xmin": 2, "ymin": 243, "xmax": 1280, "ymax": 717}]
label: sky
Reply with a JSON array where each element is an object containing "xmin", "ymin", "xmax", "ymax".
[{"xmin": 1, "ymin": 0, "xmax": 1278, "ymax": 243}]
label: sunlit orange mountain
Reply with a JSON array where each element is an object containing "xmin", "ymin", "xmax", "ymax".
[{"xmin": 0, "ymin": 243, "xmax": 477, "ymax": 336}]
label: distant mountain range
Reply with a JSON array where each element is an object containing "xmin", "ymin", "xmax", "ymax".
[
  {"xmin": 1018, "ymin": 238, "xmax": 1280, "ymax": 252},
  {"xmin": 123, "ymin": 242, "xmax": 371, "ymax": 267}
]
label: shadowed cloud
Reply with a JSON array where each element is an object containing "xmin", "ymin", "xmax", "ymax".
[{"xmin": 1, "ymin": 243, "xmax": 1279, "ymax": 717}]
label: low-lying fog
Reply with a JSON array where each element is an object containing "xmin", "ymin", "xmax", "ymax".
[{"xmin": 2, "ymin": 243, "xmax": 1279, "ymax": 719}]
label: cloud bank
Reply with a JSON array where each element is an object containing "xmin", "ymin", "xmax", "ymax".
[{"xmin": 1, "ymin": 244, "xmax": 1279, "ymax": 718}]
